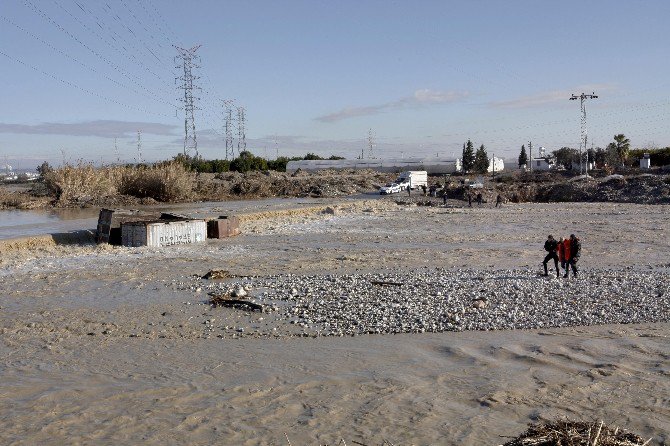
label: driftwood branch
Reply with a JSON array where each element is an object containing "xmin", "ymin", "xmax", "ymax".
[
  {"xmin": 370, "ymin": 280, "xmax": 404, "ymax": 287},
  {"xmin": 208, "ymin": 293, "xmax": 263, "ymax": 311}
]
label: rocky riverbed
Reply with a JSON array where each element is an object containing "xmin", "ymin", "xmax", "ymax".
[{"xmin": 171, "ymin": 268, "xmax": 670, "ymax": 339}]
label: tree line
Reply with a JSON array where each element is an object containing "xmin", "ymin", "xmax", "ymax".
[
  {"xmin": 517, "ymin": 134, "xmax": 670, "ymax": 170},
  {"xmin": 461, "ymin": 139, "xmax": 493, "ymax": 174},
  {"xmin": 173, "ymin": 151, "xmax": 345, "ymax": 173}
]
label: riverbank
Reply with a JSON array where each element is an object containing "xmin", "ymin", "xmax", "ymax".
[{"xmin": 2, "ymin": 169, "xmax": 669, "ymax": 211}]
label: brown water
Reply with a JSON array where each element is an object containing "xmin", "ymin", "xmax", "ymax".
[
  {"xmin": 0, "ymin": 195, "xmax": 377, "ymax": 240},
  {"xmin": 1, "ymin": 200, "xmax": 669, "ymax": 445}
]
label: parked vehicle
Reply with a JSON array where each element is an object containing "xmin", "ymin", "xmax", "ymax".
[
  {"xmin": 395, "ymin": 171, "xmax": 428, "ymax": 190},
  {"xmin": 396, "ymin": 179, "xmax": 410, "ymax": 191},
  {"xmin": 379, "ymin": 183, "xmax": 401, "ymax": 195}
]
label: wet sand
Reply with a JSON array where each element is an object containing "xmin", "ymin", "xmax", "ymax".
[{"xmin": 1, "ymin": 199, "xmax": 669, "ymax": 445}]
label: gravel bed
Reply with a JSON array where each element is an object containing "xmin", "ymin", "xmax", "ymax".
[{"xmin": 185, "ymin": 268, "xmax": 670, "ymax": 337}]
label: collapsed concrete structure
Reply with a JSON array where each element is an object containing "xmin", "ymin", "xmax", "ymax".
[{"xmin": 96, "ymin": 209, "xmax": 239, "ymax": 247}]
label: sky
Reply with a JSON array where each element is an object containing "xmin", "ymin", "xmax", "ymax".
[{"xmin": 1, "ymin": 0, "xmax": 669, "ymax": 169}]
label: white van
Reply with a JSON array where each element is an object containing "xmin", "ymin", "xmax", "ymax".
[{"xmin": 395, "ymin": 171, "xmax": 428, "ymax": 190}]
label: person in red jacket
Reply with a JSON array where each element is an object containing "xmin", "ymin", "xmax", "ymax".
[
  {"xmin": 563, "ymin": 238, "xmax": 571, "ymax": 277},
  {"xmin": 561, "ymin": 237, "xmax": 572, "ymax": 278},
  {"xmin": 557, "ymin": 237, "xmax": 566, "ymax": 271}
]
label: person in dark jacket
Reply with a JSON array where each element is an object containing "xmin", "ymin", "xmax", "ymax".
[
  {"xmin": 566, "ymin": 234, "xmax": 581, "ymax": 278},
  {"xmin": 542, "ymin": 235, "xmax": 560, "ymax": 277}
]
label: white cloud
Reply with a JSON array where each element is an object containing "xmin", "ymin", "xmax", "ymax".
[
  {"xmin": 490, "ymin": 83, "xmax": 618, "ymax": 109},
  {"xmin": 0, "ymin": 120, "xmax": 178, "ymax": 138},
  {"xmin": 315, "ymin": 89, "xmax": 469, "ymax": 123}
]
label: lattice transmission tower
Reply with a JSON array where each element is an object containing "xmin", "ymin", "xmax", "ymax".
[
  {"xmin": 237, "ymin": 106, "xmax": 246, "ymax": 153},
  {"xmin": 114, "ymin": 138, "xmax": 121, "ymax": 163},
  {"xmin": 136, "ymin": 130, "xmax": 143, "ymax": 164},
  {"xmin": 367, "ymin": 128, "xmax": 375, "ymax": 159},
  {"xmin": 223, "ymin": 99, "xmax": 235, "ymax": 160},
  {"xmin": 569, "ymin": 92, "xmax": 598, "ymax": 175},
  {"xmin": 175, "ymin": 45, "xmax": 201, "ymax": 159}
]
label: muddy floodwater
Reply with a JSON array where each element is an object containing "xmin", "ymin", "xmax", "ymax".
[
  {"xmin": 0, "ymin": 195, "xmax": 377, "ymax": 240},
  {"xmin": 1, "ymin": 199, "xmax": 669, "ymax": 445}
]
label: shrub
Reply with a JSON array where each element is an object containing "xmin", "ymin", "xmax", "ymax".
[
  {"xmin": 43, "ymin": 162, "xmax": 120, "ymax": 203},
  {"xmin": 119, "ymin": 162, "xmax": 193, "ymax": 201}
]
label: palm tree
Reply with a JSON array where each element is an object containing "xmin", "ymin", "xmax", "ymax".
[{"xmin": 612, "ymin": 134, "xmax": 630, "ymax": 167}]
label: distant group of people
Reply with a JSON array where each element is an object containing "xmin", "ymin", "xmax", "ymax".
[
  {"xmin": 467, "ymin": 192, "xmax": 503, "ymax": 207},
  {"xmin": 542, "ymin": 234, "xmax": 582, "ymax": 278}
]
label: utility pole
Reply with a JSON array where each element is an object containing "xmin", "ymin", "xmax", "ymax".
[
  {"xmin": 492, "ymin": 152, "xmax": 495, "ymax": 181},
  {"xmin": 175, "ymin": 45, "xmax": 202, "ymax": 159},
  {"xmin": 570, "ymin": 92, "xmax": 598, "ymax": 176},
  {"xmin": 528, "ymin": 141, "xmax": 533, "ymax": 173},
  {"xmin": 223, "ymin": 99, "xmax": 235, "ymax": 160},
  {"xmin": 136, "ymin": 130, "xmax": 143, "ymax": 164},
  {"xmin": 236, "ymin": 106, "xmax": 246, "ymax": 154}
]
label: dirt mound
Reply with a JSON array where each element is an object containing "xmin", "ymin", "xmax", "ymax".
[
  {"xmin": 196, "ymin": 169, "xmax": 392, "ymax": 200},
  {"xmin": 536, "ymin": 174, "xmax": 670, "ymax": 204}
]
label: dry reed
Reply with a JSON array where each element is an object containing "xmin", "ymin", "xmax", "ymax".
[
  {"xmin": 118, "ymin": 161, "xmax": 193, "ymax": 201},
  {"xmin": 43, "ymin": 161, "xmax": 193, "ymax": 204}
]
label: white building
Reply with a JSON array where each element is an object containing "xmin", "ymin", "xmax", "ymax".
[
  {"xmin": 286, "ymin": 155, "xmax": 506, "ymax": 175},
  {"xmin": 286, "ymin": 157, "xmax": 461, "ymax": 174},
  {"xmin": 529, "ymin": 157, "xmax": 555, "ymax": 171}
]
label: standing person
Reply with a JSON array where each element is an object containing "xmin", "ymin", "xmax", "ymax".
[
  {"xmin": 567, "ymin": 234, "xmax": 581, "ymax": 278},
  {"xmin": 476, "ymin": 192, "xmax": 482, "ymax": 206},
  {"xmin": 442, "ymin": 191, "xmax": 448, "ymax": 206},
  {"xmin": 421, "ymin": 184, "xmax": 427, "ymax": 196},
  {"xmin": 557, "ymin": 237, "xmax": 566, "ymax": 271},
  {"xmin": 542, "ymin": 235, "xmax": 560, "ymax": 277},
  {"xmin": 561, "ymin": 236, "xmax": 572, "ymax": 278},
  {"xmin": 495, "ymin": 194, "xmax": 503, "ymax": 207},
  {"xmin": 407, "ymin": 184, "xmax": 411, "ymax": 197},
  {"xmin": 468, "ymin": 193, "xmax": 472, "ymax": 207}
]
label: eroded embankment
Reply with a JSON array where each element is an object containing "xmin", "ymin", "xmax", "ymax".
[{"xmin": 0, "ymin": 199, "xmax": 391, "ymax": 257}]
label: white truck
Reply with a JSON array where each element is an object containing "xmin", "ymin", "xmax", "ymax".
[{"xmin": 395, "ymin": 170, "xmax": 428, "ymax": 190}]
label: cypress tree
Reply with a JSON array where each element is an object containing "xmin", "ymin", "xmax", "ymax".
[
  {"xmin": 461, "ymin": 139, "xmax": 475, "ymax": 173},
  {"xmin": 474, "ymin": 144, "xmax": 489, "ymax": 173},
  {"xmin": 518, "ymin": 144, "xmax": 528, "ymax": 168}
]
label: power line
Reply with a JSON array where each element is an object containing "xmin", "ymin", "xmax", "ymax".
[
  {"xmin": 0, "ymin": 14, "xmax": 176, "ymax": 109},
  {"xmin": 22, "ymin": 0, "xmax": 176, "ymax": 108},
  {"xmin": 0, "ymin": 48, "xmax": 171, "ymax": 118}
]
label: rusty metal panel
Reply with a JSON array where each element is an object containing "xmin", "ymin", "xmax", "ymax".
[
  {"xmin": 95, "ymin": 209, "xmax": 114, "ymax": 244},
  {"xmin": 207, "ymin": 215, "xmax": 240, "ymax": 239},
  {"xmin": 121, "ymin": 221, "xmax": 148, "ymax": 247}
]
